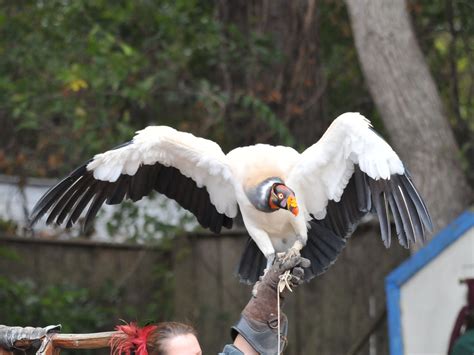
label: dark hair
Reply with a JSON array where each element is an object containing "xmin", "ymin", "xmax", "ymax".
[{"xmin": 147, "ymin": 322, "xmax": 197, "ymax": 355}]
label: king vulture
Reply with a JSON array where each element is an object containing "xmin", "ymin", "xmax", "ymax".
[{"xmin": 29, "ymin": 112, "xmax": 432, "ymax": 283}]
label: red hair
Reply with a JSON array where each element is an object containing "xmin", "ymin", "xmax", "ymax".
[
  {"xmin": 110, "ymin": 322, "xmax": 197, "ymax": 355},
  {"xmin": 110, "ymin": 323, "xmax": 157, "ymax": 355}
]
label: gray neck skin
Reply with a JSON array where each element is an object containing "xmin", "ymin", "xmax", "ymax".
[{"xmin": 245, "ymin": 177, "xmax": 284, "ymax": 212}]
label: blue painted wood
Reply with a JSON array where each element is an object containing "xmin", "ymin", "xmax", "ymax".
[
  {"xmin": 385, "ymin": 210, "xmax": 474, "ymax": 355},
  {"xmin": 386, "ymin": 282, "xmax": 402, "ymax": 355}
]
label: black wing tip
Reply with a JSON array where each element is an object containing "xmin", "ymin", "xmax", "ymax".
[
  {"xmin": 399, "ymin": 173, "xmax": 434, "ymax": 243},
  {"xmin": 28, "ymin": 162, "xmax": 91, "ymax": 227},
  {"xmin": 396, "ymin": 233, "xmax": 410, "ymax": 249},
  {"xmin": 82, "ymin": 221, "xmax": 94, "ymax": 234},
  {"xmin": 362, "ymin": 169, "xmax": 434, "ymax": 249},
  {"xmin": 27, "ymin": 216, "xmax": 39, "ymax": 228},
  {"xmin": 424, "ymin": 214, "xmax": 434, "ymax": 233}
]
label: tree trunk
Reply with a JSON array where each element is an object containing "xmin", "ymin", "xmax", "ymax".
[
  {"xmin": 345, "ymin": 0, "xmax": 472, "ymax": 234},
  {"xmin": 217, "ymin": 0, "xmax": 328, "ymax": 148}
]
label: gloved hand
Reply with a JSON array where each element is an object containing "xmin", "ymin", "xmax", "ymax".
[
  {"xmin": 0, "ymin": 325, "xmax": 61, "ymax": 352},
  {"xmin": 231, "ymin": 255, "xmax": 310, "ymax": 354}
]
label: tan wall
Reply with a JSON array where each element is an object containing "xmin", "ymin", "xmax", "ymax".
[{"xmin": 0, "ymin": 226, "xmax": 408, "ymax": 355}]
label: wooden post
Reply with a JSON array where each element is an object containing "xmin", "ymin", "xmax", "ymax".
[
  {"xmin": 51, "ymin": 331, "xmax": 120, "ymax": 349},
  {"xmin": 37, "ymin": 331, "xmax": 125, "ymax": 355}
]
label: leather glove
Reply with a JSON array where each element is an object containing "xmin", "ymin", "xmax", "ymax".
[
  {"xmin": 231, "ymin": 255, "xmax": 310, "ymax": 354},
  {"xmin": 0, "ymin": 325, "xmax": 61, "ymax": 352}
]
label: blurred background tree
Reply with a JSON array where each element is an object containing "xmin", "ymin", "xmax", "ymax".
[
  {"xmin": 2, "ymin": 0, "xmax": 472, "ymax": 232},
  {"xmin": 0, "ymin": 0, "xmax": 376, "ymax": 178},
  {"xmin": 1, "ymin": 0, "xmax": 472, "ymax": 186}
]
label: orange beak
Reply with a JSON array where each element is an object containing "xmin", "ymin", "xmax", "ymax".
[{"xmin": 287, "ymin": 196, "xmax": 299, "ymax": 216}]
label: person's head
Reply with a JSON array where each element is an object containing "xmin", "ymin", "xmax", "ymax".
[{"xmin": 110, "ymin": 322, "xmax": 201, "ymax": 355}]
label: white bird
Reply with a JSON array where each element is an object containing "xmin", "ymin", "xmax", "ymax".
[{"xmin": 30, "ymin": 112, "xmax": 432, "ymax": 283}]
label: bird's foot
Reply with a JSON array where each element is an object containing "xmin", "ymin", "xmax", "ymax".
[{"xmin": 276, "ymin": 246, "xmax": 301, "ymax": 267}]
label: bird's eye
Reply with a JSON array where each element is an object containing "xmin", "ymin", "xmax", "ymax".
[{"xmin": 278, "ymin": 193, "xmax": 284, "ymax": 199}]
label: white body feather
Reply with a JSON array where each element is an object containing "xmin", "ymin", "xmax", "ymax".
[
  {"xmin": 86, "ymin": 112, "xmax": 405, "ymax": 258},
  {"xmin": 226, "ymin": 144, "xmax": 307, "ymax": 256}
]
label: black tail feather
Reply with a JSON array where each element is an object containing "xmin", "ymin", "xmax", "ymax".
[{"xmin": 236, "ymin": 237, "xmax": 267, "ymax": 285}]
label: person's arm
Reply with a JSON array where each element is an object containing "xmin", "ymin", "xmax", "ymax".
[
  {"xmin": 220, "ymin": 255, "xmax": 309, "ymax": 355},
  {"xmin": 233, "ymin": 335, "xmax": 258, "ymax": 355},
  {"xmin": 219, "ymin": 335, "xmax": 258, "ymax": 355}
]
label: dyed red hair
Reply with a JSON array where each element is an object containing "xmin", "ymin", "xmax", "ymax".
[
  {"xmin": 110, "ymin": 323, "xmax": 157, "ymax": 355},
  {"xmin": 110, "ymin": 322, "xmax": 197, "ymax": 355}
]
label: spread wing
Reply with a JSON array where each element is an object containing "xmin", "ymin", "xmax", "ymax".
[
  {"xmin": 288, "ymin": 112, "xmax": 432, "ymax": 249},
  {"xmin": 29, "ymin": 126, "xmax": 238, "ymax": 233}
]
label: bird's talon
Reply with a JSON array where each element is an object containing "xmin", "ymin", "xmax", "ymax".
[{"xmin": 277, "ymin": 247, "xmax": 301, "ymax": 266}]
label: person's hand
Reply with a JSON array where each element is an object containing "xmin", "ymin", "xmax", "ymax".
[
  {"xmin": 231, "ymin": 254, "xmax": 310, "ymax": 355},
  {"xmin": 257, "ymin": 254, "xmax": 310, "ymax": 294}
]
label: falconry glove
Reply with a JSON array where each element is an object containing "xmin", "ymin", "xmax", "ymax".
[{"xmin": 231, "ymin": 255, "xmax": 310, "ymax": 355}]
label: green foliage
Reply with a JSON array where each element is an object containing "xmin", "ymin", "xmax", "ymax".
[
  {"xmin": 0, "ymin": 246, "xmax": 21, "ymax": 262},
  {"xmin": 238, "ymin": 93, "xmax": 296, "ymax": 146},
  {"xmin": 411, "ymin": 0, "xmax": 474, "ymax": 183},
  {"xmin": 0, "ymin": 218, "xmax": 18, "ymax": 236},
  {"xmin": 0, "ymin": 277, "xmax": 115, "ymax": 331},
  {"xmin": 0, "ymin": 0, "xmax": 283, "ymax": 177},
  {"xmin": 0, "ymin": 0, "xmax": 471, "ymax": 177},
  {"xmin": 0, "ymin": 246, "xmax": 175, "ymax": 332},
  {"xmin": 142, "ymin": 259, "xmax": 175, "ymax": 323}
]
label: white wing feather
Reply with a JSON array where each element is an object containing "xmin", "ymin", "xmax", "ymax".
[
  {"xmin": 288, "ymin": 112, "xmax": 404, "ymax": 220},
  {"xmin": 86, "ymin": 126, "xmax": 238, "ymax": 217}
]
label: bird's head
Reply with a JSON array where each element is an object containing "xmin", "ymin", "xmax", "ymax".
[{"xmin": 269, "ymin": 184, "xmax": 299, "ymax": 216}]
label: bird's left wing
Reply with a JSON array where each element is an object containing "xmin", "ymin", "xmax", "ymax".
[
  {"xmin": 287, "ymin": 112, "xmax": 432, "ymax": 249},
  {"xmin": 29, "ymin": 126, "xmax": 238, "ymax": 233}
]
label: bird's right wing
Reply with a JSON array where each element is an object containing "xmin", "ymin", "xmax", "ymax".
[
  {"xmin": 288, "ymin": 112, "xmax": 432, "ymax": 249},
  {"xmin": 29, "ymin": 126, "xmax": 239, "ymax": 233}
]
